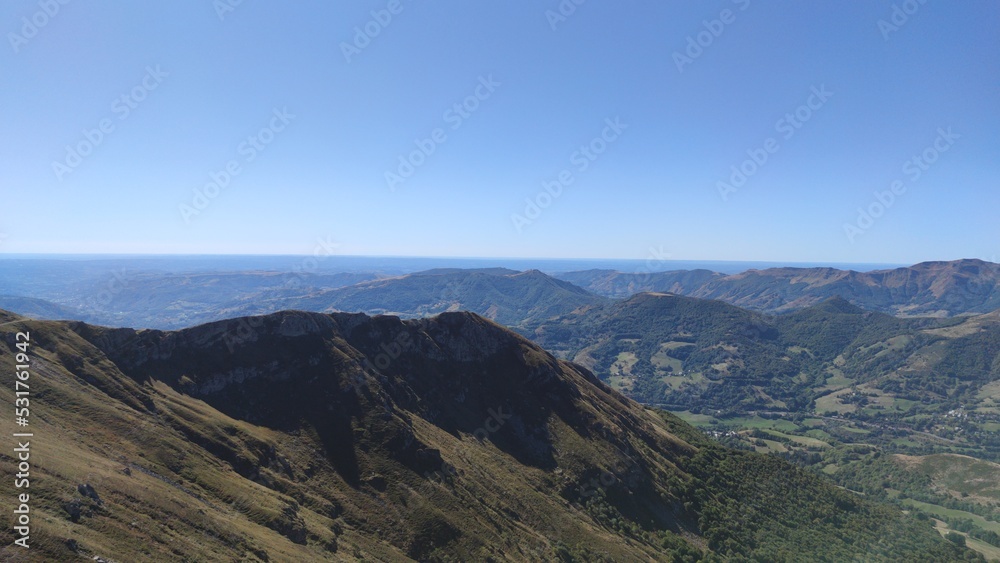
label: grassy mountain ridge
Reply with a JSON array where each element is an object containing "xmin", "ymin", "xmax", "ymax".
[
  {"xmin": 557, "ymin": 259, "xmax": 1000, "ymax": 317},
  {"xmin": 0, "ymin": 308, "xmax": 974, "ymax": 561}
]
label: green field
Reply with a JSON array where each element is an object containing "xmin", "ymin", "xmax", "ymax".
[
  {"xmin": 607, "ymin": 375, "xmax": 632, "ymax": 392},
  {"xmin": 816, "ymin": 390, "xmax": 857, "ymax": 414},
  {"xmin": 650, "ymin": 350, "xmax": 684, "ymax": 373},
  {"xmin": 723, "ymin": 416, "xmax": 801, "ymax": 432},
  {"xmin": 754, "ymin": 439, "xmax": 788, "ymax": 454},
  {"xmin": 821, "ymin": 368, "xmax": 854, "ymax": 391},
  {"xmin": 931, "ymin": 520, "xmax": 1000, "ymax": 561},
  {"xmin": 611, "ymin": 351, "xmax": 638, "ymax": 375},
  {"xmin": 805, "ymin": 428, "xmax": 835, "ymax": 442},
  {"xmin": 978, "ymin": 381, "xmax": 1000, "ymax": 402},
  {"xmin": 903, "ymin": 499, "xmax": 1000, "ymax": 534},
  {"xmin": 965, "ymin": 536, "xmax": 1000, "ymax": 561},
  {"xmin": 763, "ymin": 429, "xmax": 831, "ymax": 448},
  {"xmin": 660, "ymin": 371, "xmax": 707, "ymax": 390}
]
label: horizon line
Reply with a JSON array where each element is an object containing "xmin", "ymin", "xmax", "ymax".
[
  {"xmin": 0, "ymin": 251, "xmax": 910, "ymax": 262},
  {"xmin": 0, "ymin": 251, "xmax": 986, "ymax": 267}
]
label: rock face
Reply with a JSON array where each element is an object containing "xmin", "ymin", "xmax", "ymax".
[
  {"xmin": 0, "ymin": 309, "xmax": 973, "ymax": 562},
  {"xmin": 77, "ymin": 483, "xmax": 102, "ymax": 505}
]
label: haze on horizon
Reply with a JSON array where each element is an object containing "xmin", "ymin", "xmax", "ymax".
[{"xmin": 1, "ymin": 1, "xmax": 997, "ymax": 264}]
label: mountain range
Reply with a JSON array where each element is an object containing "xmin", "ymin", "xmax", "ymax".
[
  {"xmin": 2, "ymin": 260, "xmax": 998, "ymax": 333},
  {"xmin": 0, "ymin": 309, "xmax": 974, "ymax": 561},
  {"xmin": 556, "ymin": 259, "xmax": 1000, "ymax": 317},
  {"xmin": 530, "ymin": 292, "xmax": 1000, "ymax": 418}
]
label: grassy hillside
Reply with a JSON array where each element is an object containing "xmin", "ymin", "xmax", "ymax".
[{"xmin": 0, "ymin": 309, "xmax": 975, "ymax": 561}]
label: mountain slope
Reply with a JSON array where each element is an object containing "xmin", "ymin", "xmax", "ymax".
[
  {"xmin": 533, "ymin": 292, "xmax": 813, "ymax": 411},
  {"xmin": 531, "ymin": 292, "xmax": 995, "ymax": 413},
  {"xmin": 0, "ymin": 309, "xmax": 973, "ymax": 561}
]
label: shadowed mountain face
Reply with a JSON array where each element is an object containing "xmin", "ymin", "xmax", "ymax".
[
  {"xmin": 0, "ymin": 309, "xmax": 971, "ymax": 561},
  {"xmin": 557, "ymin": 259, "xmax": 1000, "ymax": 317}
]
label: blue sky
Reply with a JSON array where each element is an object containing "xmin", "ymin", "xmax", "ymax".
[{"xmin": 1, "ymin": 0, "xmax": 997, "ymax": 264}]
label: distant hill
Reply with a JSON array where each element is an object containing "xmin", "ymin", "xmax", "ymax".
[
  {"xmin": 0, "ymin": 271, "xmax": 380, "ymax": 329},
  {"xmin": 555, "ymin": 268, "xmax": 724, "ymax": 299},
  {"xmin": 557, "ymin": 259, "xmax": 1000, "ymax": 317},
  {"xmin": 0, "ymin": 268, "xmax": 603, "ymax": 332},
  {"xmin": 0, "ymin": 309, "xmax": 971, "ymax": 561},
  {"xmin": 243, "ymin": 268, "xmax": 609, "ymax": 332},
  {"xmin": 0, "ymin": 295, "xmax": 86, "ymax": 321}
]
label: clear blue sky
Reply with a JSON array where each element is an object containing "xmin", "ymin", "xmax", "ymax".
[{"xmin": 1, "ymin": 1, "xmax": 997, "ymax": 263}]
